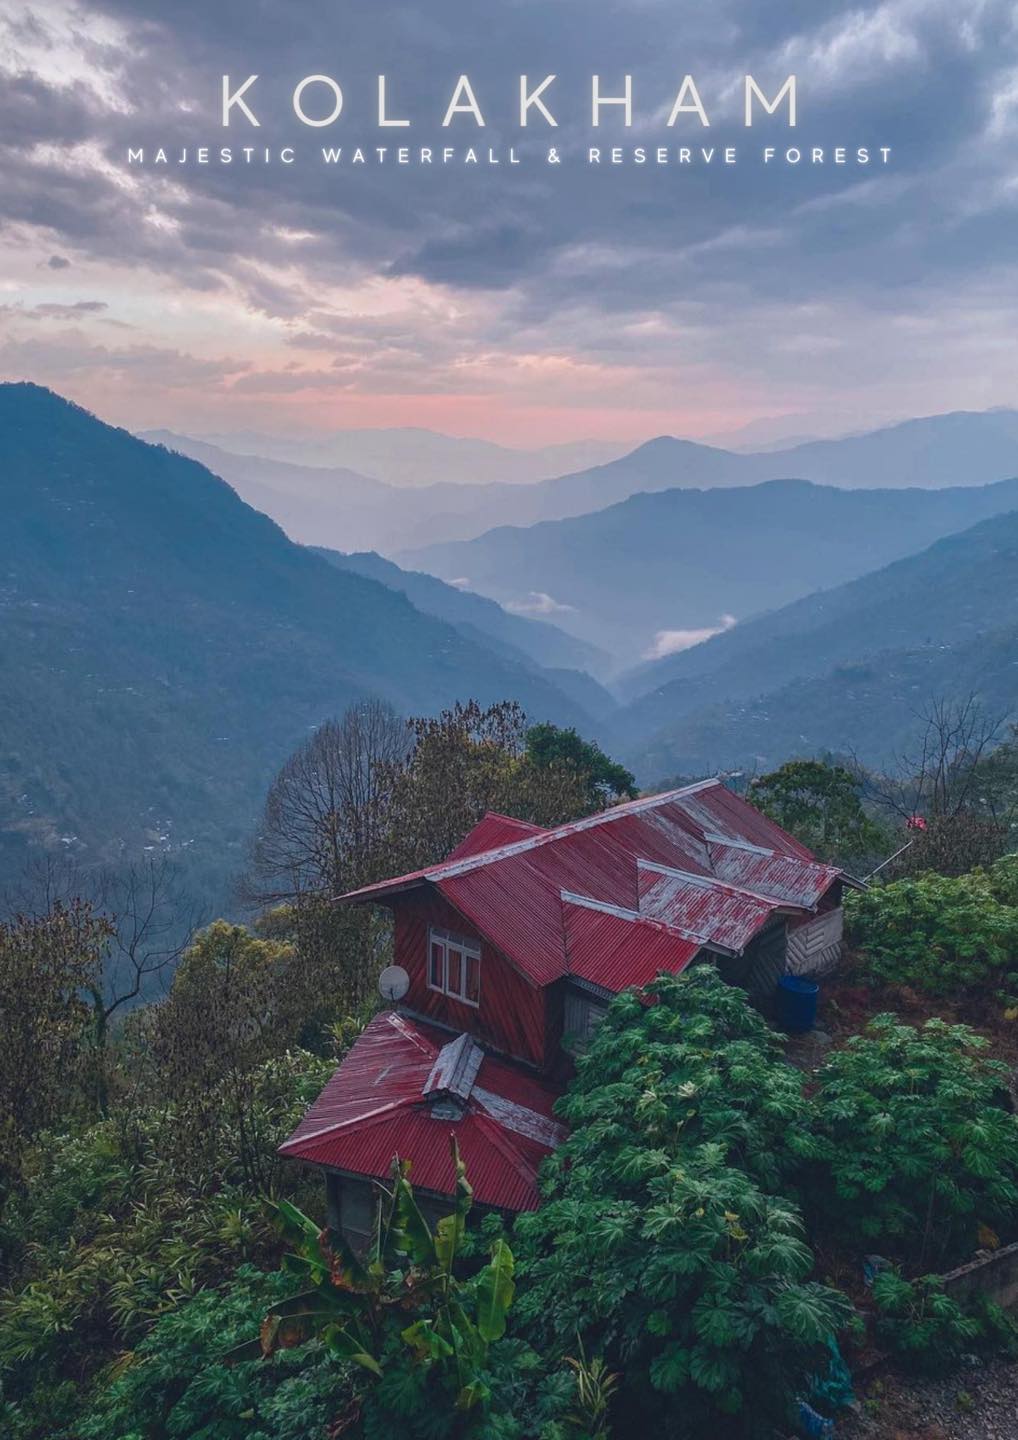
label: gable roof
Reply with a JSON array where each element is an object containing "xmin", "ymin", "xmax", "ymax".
[
  {"xmin": 279, "ymin": 1010, "xmax": 566, "ymax": 1212},
  {"xmin": 444, "ymin": 811, "xmax": 546, "ymax": 862},
  {"xmin": 340, "ymin": 780, "xmax": 845, "ymax": 990}
]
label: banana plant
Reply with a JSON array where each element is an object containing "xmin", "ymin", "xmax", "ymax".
[{"xmin": 229, "ymin": 1136, "xmax": 516, "ymax": 1427}]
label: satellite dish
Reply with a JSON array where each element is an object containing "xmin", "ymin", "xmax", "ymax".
[{"xmin": 378, "ymin": 965, "xmax": 410, "ymax": 1003}]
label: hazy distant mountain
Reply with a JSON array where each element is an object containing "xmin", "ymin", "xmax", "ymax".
[
  {"xmin": 1, "ymin": 386, "xmax": 602, "ymax": 906},
  {"xmin": 143, "ymin": 431, "xmax": 638, "ymax": 554},
  {"xmin": 764, "ymin": 409, "xmax": 1018, "ymax": 490},
  {"xmin": 404, "ymin": 477, "xmax": 1018, "ymax": 664},
  {"xmin": 314, "ymin": 548, "xmax": 611, "ymax": 682},
  {"xmin": 148, "ymin": 409, "xmax": 1018, "ymax": 558},
  {"xmin": 189, "ymin": 426, "xmax": 630, "ymax": 488},
  {"xmin": 620, "ymin": 507, "xmax": 1018, "ymax": 779}
]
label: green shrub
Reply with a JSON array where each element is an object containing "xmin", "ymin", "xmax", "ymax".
[
  {"xmin": 0, "ymin": 1049, "xmax": 337, "ymax": 1436},
  {"xmin": 550, "ymin": 966, "xmax": 813, "ymax": 1194},
  {"xmin": 845, "ymin": 872, "xmax": 1018, "ymax": 994},
  {"xmin": 514, "ymin": 970, "xmax": 853, "ymax": 1438},
  {"xmin": 870, "ymin": 1271, "xmax": 1018, "ymax": 1374},
  {"xmin": 804, "ymin": 1015, "xmax": 1018, "ymax": 1269},
  {"xmin": 245, "ymin": 1146, "xmax": 570, "ymax": 1440},
  {"xmin": 76, "ymin": 1263, "xmax": 346, "ymax": 1440},
  {"xmin": 986, "ymin": 853, "xmax": 1018, "ymax": 908}
]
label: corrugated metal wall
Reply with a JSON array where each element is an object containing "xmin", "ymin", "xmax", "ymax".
[{"xmin": 394, "ymin": 889, "xmax": 548, "ymax": 1069}]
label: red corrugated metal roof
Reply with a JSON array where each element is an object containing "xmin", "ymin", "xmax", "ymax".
[
  {"xmin": 280, "ymin": 1012, "xmax": 565, "ymax": 1212},
  {"xmin": 561, "ymin": 896, "xmax": 701, "ymax": 991},
  {"xmin": 339, "ymin": 780, "xmax": 845, "ymax": 989},
  {"xmin": 637, "ymin": 861, "xmax": 797, "ymax": 953},
  {"xmin": 445, "ymin": 812, "xmax": 547, "ymax": 862}
]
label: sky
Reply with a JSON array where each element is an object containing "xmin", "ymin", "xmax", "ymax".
[{"xmin": 0, "ymin": 0, "xmax": 1016, "ymax": 447}]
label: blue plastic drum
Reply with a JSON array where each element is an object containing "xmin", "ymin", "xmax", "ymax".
[{"xmin": 777, "ymin": 974, "xmax": 819, "ymax": 1033}]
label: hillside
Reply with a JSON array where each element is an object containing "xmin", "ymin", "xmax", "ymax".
[
  {"xmin": 313, "ymin": 548, "xmax": 609, "ymax": 679},
  {"xmin": 403, "ymin": 477, "xmax": 1018, "ymax": 662},
  {"xmin": 620, "ymin": 507, "xmax": 1018, "ymax": 778},
  {"xmin": 0, "ymin": 386, "xmax": 602, "ymax": 906},
  {"xmin": 150, "ymin": 409, "xmax": 1018, "ymax": 558}
]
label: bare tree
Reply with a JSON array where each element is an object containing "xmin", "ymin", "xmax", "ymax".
[
  {"xmin": 895, "ymin": 695, "xmax": 1007, "ymax": 821},
  {"xmin": 866, "ymin": 695, "xmax": 1012, "ymax": 876},
  {"xmin": 245, "ymin": 698, "xmax": 410, "ymax": 907},
  {"xmin": 4, "ymin": 855, "xmax": 202, "ymax": 1112}
]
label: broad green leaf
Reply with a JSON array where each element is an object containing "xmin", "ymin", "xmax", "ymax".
[{"xmin": 475, "ymin": 1239, "xmax": 515, "ymax": 1343}]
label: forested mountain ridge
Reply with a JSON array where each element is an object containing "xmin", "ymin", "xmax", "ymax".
[
  {"xmin": 404, "ymin": 476, "xmax": 1018, "ymax": 661},
  {"xmin": 313, "ymin": 547, "xmax": 609, "ymax": 678},
  {"xmin": 0, "ymin": 385, "xmax": 603, "ymax": 904},
  {"xmin": 620, "ymin": 507, "xmax": 1018, "ymax": 778}
]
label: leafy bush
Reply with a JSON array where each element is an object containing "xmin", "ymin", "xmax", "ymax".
[
  {"xmin": 0, "ymin": 1049, "xmax": 336, "ymax": 1437},
  {"xmin": 870, "ymin": 1271, "xmax": 1018, "ymax": 1374},
  {"xmin": 246, "ymin": 1143, "xmax": 570, "ymax": 1439},
  {"xmin": 76, "ymin": 1263, "xmax": 346, "ymax": 1440},
  {"xmin": 548, "ymin": 966, "xmax": 813, "ymax": 1194},
  {"xmin": 803, "ymin": 1015, "xmax": 1018, "ymax": 1269},
  {"xmin": 514, "ymin": 969, "xmax": 852, "ymax": 1438},
  {"xmin": 845, "ymin": 872, "xmax": 1018, "ymax": 994},
  {"xmin": 986, "ymin": 852, "xmax": 1018, "ymax": 907}
]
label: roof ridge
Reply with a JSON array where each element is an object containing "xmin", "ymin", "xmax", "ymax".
[
  {"xmin": 278, "ymin": 1096, "xmax": 414, "ymax": 1153},
  {"xmin": 560, "ymin": 888, "xmax": 720, "ymax": 950},
  {"xmin": 426, "ymin": 778, "xmax": 722, "ymax": 882},
  {"xmin": 636, "ymin": 858, "xmax": 803, "ymax": 909},
  {"xmin": 482, "ymin": 810, "xmax": 545, "ymax": 828}
]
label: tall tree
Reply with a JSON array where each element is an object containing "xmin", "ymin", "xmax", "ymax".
[
  {"xmin": 382, "ymin": 701, "xmax": 635, "ymax": 873},
  {"xmin": 749, "ymin": 759, "xmax": 888, "ymax": 871},
  {"xmin": 0, "ymin": 902, "xmax": 111, "ymax": 1206},
  {"xmin": 140, "ymin": 921, "xmax": 305, "ymax": 1190},
  {"xmin": 247, "ymin": 698, "xmax": 410, "ymax": 905}
]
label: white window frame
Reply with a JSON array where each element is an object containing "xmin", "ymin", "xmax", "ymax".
[{"xmin": 427, "ymin": 926, "xmax": 481, "ymax": 1007}]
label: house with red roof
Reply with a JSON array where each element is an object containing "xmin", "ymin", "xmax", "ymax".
[{"xmin": 280, "ymin": 779, "xmax": 856, "ymax": 1245}]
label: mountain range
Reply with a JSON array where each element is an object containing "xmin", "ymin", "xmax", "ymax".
[
  {"xmin": 0, "ymin": 386, "xmax": 602, "ymax": 908},
  {"xmin": 313, "ymin": 549, "xmax": 605, "ymax": 674},
  {"xmin": 145, "ymin": 408, "xmax": 1018, "ymax": 560},
  {"xmin": 9, "ymin": 382, "xmax": 1018, "ymax": 911},
  {"xmin": 184, "ymin": 427, "xmax": 629, "ymax": 488},
  {"xmin": 404, "ymin": 476, "xmax": 1018, "ymax": 663},
  {"xmin": 618, "ymin": 507, "xmax": 1018, "ymax": 779}
]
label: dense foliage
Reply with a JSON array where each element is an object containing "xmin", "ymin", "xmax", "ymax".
[
  {"xmin": 514, "ymin": 969, "xmax": 853, "ymax": 1437},
  {"xmin": 845, "ymin": 869, "xmax": 1018, "ymax": 994},
  {"xmin": 247, "ymin": 1145, "xmax": 572, "ymax": 1440},
  {"xmin": 803, "ymin": 1015, "xmax": 1018, "ymax": 1270},
  {"xmin": 870, "ymin": 1271, "xmax": 1018, "ymax": 1375},
  {"xmin": 749, "ymin": 760, "xmax": 888, "ymax": 871},
  {"xmin": 0, "ymin": 1050, "xmax": 336, "ymax": 1438}
]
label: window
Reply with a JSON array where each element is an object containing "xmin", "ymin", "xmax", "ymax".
[
  {"xmin": 563, "ymin": 989, "xmax": 607, "ymax": 1052},
  {"xmin": 427, "ymin": 927, "xmax": 481, "ymax": 1006}
]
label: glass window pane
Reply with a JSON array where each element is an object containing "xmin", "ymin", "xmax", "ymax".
[
  {"xmin": 465, "ymin": 953, "xmax": 480, "ymax": 1003},
  {"xmin": 429, "ymin": 940, "xmax": 444, "ymax": 989},
  {"xmin": 447, "ymin": 948, "xmax": 462, "ymax": 996}
]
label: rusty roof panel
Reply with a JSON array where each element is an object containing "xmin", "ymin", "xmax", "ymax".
[
  {"xmin": 338, "ymin": 780, "xmax": 844, "ymax": 990},
  {"xmin": 637, "ymin": 862, "xmax": 793, "ymax": 953},
  {"xmin": 280, "ymin": 1012, "xmax": 565, "ymax": 1212},
  {"xmin": 707, "ymin": 842, "xmax": 840, "ymax": 909}
]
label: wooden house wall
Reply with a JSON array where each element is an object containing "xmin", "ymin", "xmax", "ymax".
[{"xmin": 392, "ymin": 889, "xmax": 549, "ymax": 1070}]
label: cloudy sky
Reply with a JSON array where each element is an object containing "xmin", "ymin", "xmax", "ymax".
[{"xmin": 0, "ymin": 0, "xmax": 1016, "ymax": 446}]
